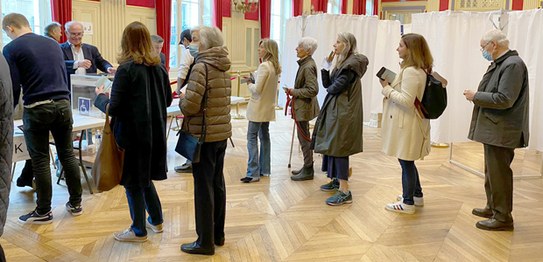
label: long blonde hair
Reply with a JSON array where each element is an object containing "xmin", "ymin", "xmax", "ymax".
[
  {"xmin": 400, "ymin": 33, "xmax": 433, "ymax": 72},
  {"xmin": 117, "ymin": 21, "xmax": 160, "ymax": 66},
  {"xmin": 259, "ymin": 39, "xmax": 281, "ymax": 75},
  {"xmin": 335, "ymin": 32, "xmax": 357, "ymax": 68}
]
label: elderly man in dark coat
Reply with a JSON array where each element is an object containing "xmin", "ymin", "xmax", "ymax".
[
  {"xmin": 464, "ymin": 29, "xmax": 530, "ymax": 231},
  {"xmin": 0, "ymin": 51, "xmax": 13, "ymax": 260}
]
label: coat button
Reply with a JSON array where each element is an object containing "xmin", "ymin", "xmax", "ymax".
[{"xmin": 390, "ymin": 115, "xmax": 392, "ymax": 119}]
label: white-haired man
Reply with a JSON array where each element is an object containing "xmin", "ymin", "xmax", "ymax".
[
  {"xmin": 463, "ymin": 29, "xmax": 529, "ymax": 231},
  {"xmin": 287, "ymin": 37, "xmax": 320, "ymax": 181}
]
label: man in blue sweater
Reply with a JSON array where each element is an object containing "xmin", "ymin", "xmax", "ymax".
[{"xmin": 2, "ymin": 13, "xmax": 83, "ymax": 224}]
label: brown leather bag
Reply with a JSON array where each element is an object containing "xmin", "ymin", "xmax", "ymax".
[{"xmin": 92, "ymin": 105, "xmax": 124, "ymax": 192}]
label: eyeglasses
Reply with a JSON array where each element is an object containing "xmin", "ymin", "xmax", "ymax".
[
  {"xmin": 480, "ymin": 41, "xmax": 491, "ymax": 52},
  {"xmin": 68, "ymin": 31, "xmax": 83, "ymax": 37}
]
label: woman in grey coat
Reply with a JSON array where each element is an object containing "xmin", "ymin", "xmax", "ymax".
[
  {"xmin": 0, "ymin": 52, "xmax": 13, "ymax": 260},
  {"xmin": 312, "ymin": 32, "xmax": 368, "ymax": 206}
]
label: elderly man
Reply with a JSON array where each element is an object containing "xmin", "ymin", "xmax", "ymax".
[
  {"xmin": 151, "ymin": 34, "xmax": 166, "ymax": 66},
  {"xmin": 2, "ymin": 13, "xmax": 83, "ymax": 224},
  {"xmin": 60, "ymin": 21, "xmax": 115, "ymax": 76},
  {"xmin": 44, "ymin": 22, "xmax": 62, "ymax": 42},
  {"xmin": 287, "ymin": 37, "xmax": 320, "ymax": 181},
  {"xmin": 463, "ymin": 29, "xmax": 529, "ymax": 231}
]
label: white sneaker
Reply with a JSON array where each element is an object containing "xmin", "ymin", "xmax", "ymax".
[
  {"xmin": 396, "ymin": 195, "xmax": 424, "ymax": 207},
  {"xmin": 146, "ymin": 220, "xmax": 164, "ymax": 233},
  {"xmin": 385, "ymin": 201, "xmax": 415, "ymax": 214},
  {"xmin": 113, "ymin": 228, "xmax": 147, "ymax": 242}
]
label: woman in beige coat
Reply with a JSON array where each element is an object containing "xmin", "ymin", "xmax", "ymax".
[
  {"xmin": 379, "ymin": 33, "xmax": 432, "ymax": 214},
  {"xmin": 241, "ymin": 39, "xmax": 281, "ymax": 183}
]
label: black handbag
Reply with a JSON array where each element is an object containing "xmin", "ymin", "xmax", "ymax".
[{"xmin": 175, "ymin": 63, "xmax": 209, "ymax": 164}]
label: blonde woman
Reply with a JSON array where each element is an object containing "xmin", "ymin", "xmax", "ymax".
[
  {"xmin": 379, "ymin": 33, "xmax": 433, "ymax": 214},
  {"xmin": 241, "ymin": 39, "xmax": 281, "ymax": 183}
]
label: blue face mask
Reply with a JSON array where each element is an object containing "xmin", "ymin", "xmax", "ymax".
[
  {"xmin": 482, "ymin": 50, "xmax": 493, "ymax": 61},
  {"xmin": 188, "ymin": 45, "xmax": 199, "ymax": 58}
]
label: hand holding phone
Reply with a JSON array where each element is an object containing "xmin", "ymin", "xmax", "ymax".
[{"xmin": 326, "ymin": 51, "xmax": 335, "ymax": 63}]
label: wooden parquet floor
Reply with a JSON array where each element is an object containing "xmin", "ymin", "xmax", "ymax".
[{"xmin": 3, "ymin": 110, "xmax": 543, "ymax": 261}]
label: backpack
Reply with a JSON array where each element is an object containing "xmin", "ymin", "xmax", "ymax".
[{"xmin": 414, "ymin": 74, "xmax": 447, "ymax": 119}]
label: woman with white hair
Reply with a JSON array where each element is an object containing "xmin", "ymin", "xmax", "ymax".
[
  {"xmin": 179, "ymin": 26, "xmax": 232, "ymax": 255},
  {"xmin": 312, "ymin": 32, "xmax": 368, "ymax": 206},
  {"xmin": 287, "ymin": 37, "xmax": 320, "ymax": 181},
  {"xmin": 241, "ymin": 39, "xmax": 281, "ymax": 183}
]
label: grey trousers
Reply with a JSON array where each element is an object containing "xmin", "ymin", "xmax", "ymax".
[
  {"xmin": 296, "ymin": 121, "xmax": 313, "ymax": 168},
  {"xmin": 483, "ymin": 143, "xmax": 515, "ymax": 223}
]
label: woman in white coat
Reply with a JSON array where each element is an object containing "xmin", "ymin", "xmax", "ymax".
[
  {"xmin": 379, "ymin": 33, "xmax": 433, "ymax": 214},
  {"xmin": 241, "ymin": 39, "xmax": 281, "ymax": 183}
]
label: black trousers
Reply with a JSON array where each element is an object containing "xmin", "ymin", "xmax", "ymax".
[
  {"xmin": 192, "ymin": 140, "xmax": 227, "ymax": 248},
  {"xmin": 483, "ymin": 144, "xmax": 515, "ymax": 223}
]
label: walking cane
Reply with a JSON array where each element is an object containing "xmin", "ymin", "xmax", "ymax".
[{"xmin": 288, "ymin": 122, "xmax": 295, "ymax": 168}]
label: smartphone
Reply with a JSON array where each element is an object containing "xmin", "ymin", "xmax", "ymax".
[{"xmin": 327, "ymin": 51, "xmax": 335, "ymax": 62}]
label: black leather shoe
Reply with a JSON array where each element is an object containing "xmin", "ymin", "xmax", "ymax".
[
  {"xmin": 16, "ymin": 177, "xmax": 33, "ymax": 188},
  {"xmin": 472, "ymin": 207, "xmax": 493, "ymax": 218},
  {"xmin": 476, "ymin": 218, "xmax": 514, "ymax": 231},
  {"xmin": 180, "ymin": 241, "xmax": 214, "ymax": 255},
  {"xmin": 215, "ymin": 237, "xmax": 225, "ymax": 246},
  {"xmin": 291, "ymin": 167, "xmax": 303, "ymax": 175}
]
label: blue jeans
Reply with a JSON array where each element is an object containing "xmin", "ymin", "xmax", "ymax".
[
  {"xmin": 398, "ymin": 159, "xmax": 423, "ymax": 205},
  {"xmin": 246, "ymin": 121, "xmax": 270, "ymax": 178},
  {"xmin": 22, "ymin": 99, "xmax": 82, "ymax": 214},
  {"xmin": 124, "ymin": 182, "xmax": 163, "ymax": 237}
]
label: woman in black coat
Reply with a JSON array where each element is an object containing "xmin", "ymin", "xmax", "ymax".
[{"xmin": 94, "ymin": 21, "xmax": 172, "ymax": 242}]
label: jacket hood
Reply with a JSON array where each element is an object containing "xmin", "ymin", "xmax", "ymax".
[
  {"xmin": 341, "ymin": 53, "xmax": 369, "ymax": 78},
  {"xmin": 195, "ymin": 46, "xmax": 231, "ymax": 72}
]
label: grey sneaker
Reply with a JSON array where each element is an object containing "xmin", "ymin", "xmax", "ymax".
[
  {"xmin": 113, "ymin": 228, "xmax": 147, "ymax": 242},
  {"xmin": 66, "ymin": 202, "xmax": 83, "ymax": 216},
  {"xmin": 146, "ymin": 220, "xmax": 164, "ymax": 233},
  {"xmin": 325, "ymin": 191, "xmax": 353, "ymax": 206},
  {"xmin": 320, "ymin": 179, "xmax": 339, "ymax": 192},
  {"xmin": 18, "ymin": 210, "xmax": 53, "ymax": 224},
  {"xmin": 396, "ymin": 195, "xmax": 424, "ymax": 207}
]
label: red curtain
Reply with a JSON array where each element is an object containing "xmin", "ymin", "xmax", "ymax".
[
  {"xmin": 51, "ymin": 0, "xmax": 72, "ymax": 43},
  {"xmin": 353, "ymin": 0, "xmax": 366, "ymax": 15},
  {"xmin": 260, "ymin": 0, "xmax": 271, "ymax": 39},
  {"xmin": 214, "ymin": 0, "xmax": 223, "ymax": 29},
  {"xmin": 156, "ymin": 0, "xmax": 172, "ymax": 71},
  {"xmin": 311, "ymin": 0, "xmax": 327, "ymax": 13},
  {"xmin": 439, "ymin": 0, "xmax": 449, "ymax": 11},
  {"xmin": 341, "ymin": 0, "xmax": 347, "ymax": 14},
  {"xmin": 292, "ymin": 0, "xmax": 303, "ymax": 16},
  {"xmin": 373, "ymin": 0, "xmax": 378, "ymax": 17}
]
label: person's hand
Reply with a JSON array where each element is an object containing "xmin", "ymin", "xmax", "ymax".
[
  {"xmin": 95, "ymin": 85, "xmax": 105, "ymax": 95},
  {"xmin": 284, "ymin": 87, "xmax": 292, "ymax": 95},
  {"xmin": 379, "ymin": 78, "xmax": 389, "ymax": 88},
  {"xmin": 107, "ymin": 67, "xmax": 117, "ymax": 74},
  {"xmin": 463, "ymin": 89, "xmax": 476, "ymax": 101},
  {"xmin": 78, "ymin": 59, "xmax": 92, "ymax": 69}
]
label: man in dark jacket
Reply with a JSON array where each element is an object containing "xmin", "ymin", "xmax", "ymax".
[
  {"xmin": 2, "ymin": 13, "xmax": 83, "ymax": 224},
  {"xmin": 464, "ymin": 29, "xmax": 529, "ymax": 231},
  {"xmin": 0, "ymin": 51, "xmax": 13, "ymax": 261}
]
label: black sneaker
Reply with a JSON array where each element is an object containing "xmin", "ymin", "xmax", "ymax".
[
  {"xmin": 19, "ymin": 210, "xmax": 53, "ymax": 224},
  {"xmin": 320, "ymin": 179, "xmax": 339, "ymax": 192},
  {"xmin": 66, "ymin": 202, "xmax": 83, "ymax": 216}
]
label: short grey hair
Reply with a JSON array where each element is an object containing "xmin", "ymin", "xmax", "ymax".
[
  {"xmin": 198, "ymin": 26, "xmax": 224, "ymax": 50},
  {"xmin": 151, "ymin": 34, "xmax": 164, "ymax": 43},
  {"xmin": 482, "ymin": 29, "xmax": 509, "ymax": 48},
  {"xmin": 44, "ymin": 22, "xmax": 61, "ymax": 35},
  {"xmin": 64, "ymin": 21, "xmax": 83, "ymax": 32},
  {"xmin": 298, "ymin": 37, "xmax": 318, "ymax": 55}
]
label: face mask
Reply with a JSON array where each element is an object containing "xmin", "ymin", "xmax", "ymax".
[
  {"xmin": 482, "ymin": 50, "xmax": 493, "ymax": 61},
  {"xmin": 188, "ymin": 45, "xmax": 199, "ymax": 58}
]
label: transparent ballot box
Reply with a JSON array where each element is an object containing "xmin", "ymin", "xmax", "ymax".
[{"xmin": 70, "ymin": 74, "xmax": 113, "ymax": 118}]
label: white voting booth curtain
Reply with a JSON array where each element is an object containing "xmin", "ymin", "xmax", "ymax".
[
  {"xmin": 411, "ymin": 11, "xmax": 495, "ymax": 144},
  {"xmin": 279, "ymin": 14, "xmax": 399, "ymax": 122},
  {"xmin": 507, "ymin": 9, "xmax": 543, "ymax": 151}
]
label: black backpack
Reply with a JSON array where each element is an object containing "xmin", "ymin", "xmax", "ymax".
[{"xmin": 414, "ymin": 74, "xmax": 447, "ymax": 119}]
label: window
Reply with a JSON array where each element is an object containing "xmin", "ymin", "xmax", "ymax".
[
  {"xmin": 327, "ymin": 0, "xmax": 341, "ymax": 14},
  {"xmin": 170, "ymin": 0, "xmax": 212, "ymax": 69},
  {"xmin": 1, "ymin": 0, "xmax": 52, "ymax": 47},
  {"xmin": 270, "ymin": 0, "xmax": 292, "ymax": 54},
  {"xmin": 366, "ymin": 0, "xmax": 374, "ymax": 15}
]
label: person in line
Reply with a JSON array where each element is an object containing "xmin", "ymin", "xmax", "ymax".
[
  {"xmin": 287, "ymin": 37, "xmax": 320, "ymax": 181},
  {"xmin": 174, "ymin": 27, "xmax": 200, "ymax": 174},
  {"xmin": 463, "ymin": 29, "xmax": 529, "ymax": 231},
  {"xmin": 179, "ymin": 26, "xmax": 231, "ymax": 255},
  {"xmin": 44, "ymin": 22, "xmax": 62, "ymax": 42},
  {"xmin": 150, "ymin": 34, "xmax": 166, "ymax": 66},
  {"xmin": 0, "ymin": 51, "xmax": 14, "ymax": 261},
  {"xmin": 313, "ymin": 32, "xmax": 368, "ymax": 205},
  {"xmin": 240, "ymin": 39, "xmax": 281, "ymax": 183},
  {"xmin": 379, "ymin": 33, "xmax": 433, "ymax": 214},
  {"xmin": 2, "ymin": 13, "xmax": 83, "ymax": 223}
]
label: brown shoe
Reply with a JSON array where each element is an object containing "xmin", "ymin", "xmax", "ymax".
[
  {"xmin": 472, "ymin": 207, "xmax": 493, "ymax": 218},
  {"xmin": 475, "ymin": 218, "xmax": 514, "ymax": 231}
]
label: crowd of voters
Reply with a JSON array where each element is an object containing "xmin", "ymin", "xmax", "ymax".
[{"xmin": 0, "ymin": 11, "xmax": 530, "ymax": 257}]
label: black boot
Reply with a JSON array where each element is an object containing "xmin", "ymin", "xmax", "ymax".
[{"xmin": 291, "ymin": 166, "xmax": 314, "ymax": 181}]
